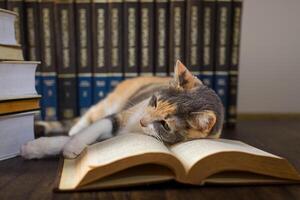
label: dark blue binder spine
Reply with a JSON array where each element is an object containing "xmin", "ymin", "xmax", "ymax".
[
  {"xmin": 41, "ymin": 74, "xmax": 58, "ymax": 120},
  {"xmin": 39, "ymin": 1, "xmax": 58, "ymax": 120},
  {"xmin": 214, "ymin": 72, "xmax": 229, "ymax": 110},
  {"xmin": 93, "ymin": 75, "xmax": 107, "ymax": 103},
  {"xmin": 200, "ymin": 72, "xmax": 214, "ymax": 88},
  {"xmin": 76, "ymin": 0, "xmax": 93, "ymax": 114},
  {"xmin": 78, "ymin": 75, "xmax": 93, "ymax": 114},
  {"xmin": 92, "ymin": 0, "xmax": 109, "ymax": 102},
  {"xmin": 201, "ymin": 0, "xmax": 216, "ymax": 88},
  {"xmin": 213, "ymin": 0, "xmax": 232, "ymax": 122},
  {"xmin": 107, "ymin": 0, "xmax": 123, "ymax": 92},
  {"xmin": 107, "ymin": 75, "xmax": 123, "ymax": 92}
]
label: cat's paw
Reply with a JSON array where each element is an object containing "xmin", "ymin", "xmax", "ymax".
[
  {"xmin": 20, "ymin": 138, "xmax": 47, "ymax": 159},
  {"xmin": 63, "ymin": 139, "xmax": 86, "ymax": 159},
  {"xmin": 68, "ymin": 117, "xmax": 90, "ymax": 136}
]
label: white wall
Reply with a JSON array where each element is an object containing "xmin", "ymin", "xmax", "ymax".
[{"xmin": 238, "ymin": 0, "xmax": 300, "ymax": 113}]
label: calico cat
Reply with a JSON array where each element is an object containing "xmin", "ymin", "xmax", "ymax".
[{"xmin": 21, "ymin": 61, "xmax": 224, "ymax": 159}]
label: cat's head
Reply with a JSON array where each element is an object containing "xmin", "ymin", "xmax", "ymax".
[{"xmin": 140, "ymin": 60, "xmax": 224, "ymax": 144}]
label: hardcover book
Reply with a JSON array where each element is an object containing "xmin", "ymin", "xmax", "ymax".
[
  {"xmin": 6, "ymin": 0, "xmax": 27, "ymax": 58},
  {"xmin": 227, "ymin": 0, "xmax": 242, "ymax": 127},
  {"xmin": 169, "ymin": 0, "xmax": 185, "ymax": 75},
  {"xmin": 0, "ymin": 95, "xmax": 40, "ymax": 115},
  {"xmin": 213, "ymin": 0, "xmax": 232, "ymax": 122},
  {"xmin": 25, "ymin": 0, "xmax": 42, "ymax": 119},
  {"xmin": 0, "ymin": 61, "xmax": 40, "ymax": 99},
  {"xmin": 55, "ymin": 0, "xmax": 78, "ymax": 120},
  {"xmin": 75, "ymin": 0, "xmax": 93, "ymax": 115},
  {"xmin": 57, "ymin": 134, "xmax": 300, "ymax": 191},
  {"xmin": 185, "ymin": 0, "xmax": 202, "ymax": 79},
  {"xmin": 107, "ymin": 0, "xmax": 123, "ymax": 92},
  {"xmin": 92, "ymin": 0, "xmax": 109, "ymax": 102},
  {"xmin": 0, "ymin": 8, "xmax": 18, "ymax": 45},
  {"xmin": 139, "ymin": 0, "xmax": 154, "ymax": 76},
  {"xmin": 39, "ymin": 0, "xmax": 58, "ymax": 120},
  {"xmin": 154, "ymin": 0, "xmax": 168, "ymax": 76},
  {"xmin": 0, "ymin": 111, "xmax": 37, "ymax": 161},
  {"xmin": 0, "ymin": 44, "xmax": 24, "ymax": 60},
  {"xmin": 0, "ymin": 9, "xmax": 24, "ymax": 61},
  {"xmin": 123, "ymin": 0, "xmax": 139, "ymax": 78},
  {"xmin": 199, "ymin": 0, "xmax": 216, "ymax": 88}
]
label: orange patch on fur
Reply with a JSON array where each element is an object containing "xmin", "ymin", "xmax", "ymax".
[
  {"xmin": 143, "ymin": 100, "xmax": 177, "ymax": 124},
  {"xmin": 186, "ymin": 129, "xmax": 209, "ymax": 139},
  {"xmin": 156, "ymin": 100, "xmax": 176, "ymax": 116}
]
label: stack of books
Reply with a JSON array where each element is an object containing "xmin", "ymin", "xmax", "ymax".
[
  {"xmin": 0, "ymin": 8, "xmax": 40, "ymax": 161},
  {"xmin": 0, "ymin": 0, "xmax": 243, "ymax": 127}
]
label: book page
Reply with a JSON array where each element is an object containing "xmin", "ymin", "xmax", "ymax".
[
  {"xmin": 86, "ymin": 133, "xmax": 173, "ymax": 167},
  {"xmin": 170, "ymin": 139, "xmax": 281, "ymax": 171}
]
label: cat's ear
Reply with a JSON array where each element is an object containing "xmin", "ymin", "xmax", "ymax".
[
  {"xmin": 187, "ymin": 110, "xmax": 216, "ymax": 135},
  {"xmin": 172, "ymin": 60, "xmax": 203, "ymax": 90}
]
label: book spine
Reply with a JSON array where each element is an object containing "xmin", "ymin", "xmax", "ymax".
[
  {"xmin": 55, "ymin": 0, "xmax": 78, "ymax": 120},
  {"xmin": 123, "ymin": 0, "xmax": 139, "ymax": 78},
  {"xmin": 25, "ymin": 0, "xmax": 42, "ymax": 119},
  {"xmin": 75, "ymin": 0, "xmax": 93, "ymax": 115},
  {"xmin": 39, "ymin": 0, "xmax": 58, "ymax": 120},
  {"xmin": 214, "ymin": 0, "xmax": 232, "ymax": 123},
  {"xmin": 154, "ymin": 0, "xmax": 168, "ymax": 76},
  {"xmin": 139, "ymin": 0, "xmax": 154, "ymax": 76},
  {"xmin": 185, "ymin": 0, "xmax": 202, "ymax": 79},
  {"xmin": 92, "ymin": 0, "xmax": 109, "ymax": 103},
  {"xmin": 169, "ymin": 0, "xmax": 185, "ymax": 75},
  {"xmin": 227, "ymin": 0, "xmax": 242, "ymax": 127},
  {"xmin": 107, "ymin": 0, "xmax": 123, "ymax": 91},
  {"xmin": 199, "ymin": 0, "xmax": 216, "ymax": 88},
  {"xmin": 6, "ymin": 0, "xmax": 27, "ymax": 58}
]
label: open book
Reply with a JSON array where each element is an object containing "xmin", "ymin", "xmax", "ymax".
[{"xmin": 57, "ymin": 133, "xmax": 300, "ymax": 191}]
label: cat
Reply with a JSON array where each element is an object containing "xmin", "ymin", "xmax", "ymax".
[{"xmin": 20, "ymin": 60, "xmax": 224, "ymax": 159}]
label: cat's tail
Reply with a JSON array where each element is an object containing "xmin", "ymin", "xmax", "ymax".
[{"xmin": 34, "ymin": 119, "xmax": 79, "ymax": 137}]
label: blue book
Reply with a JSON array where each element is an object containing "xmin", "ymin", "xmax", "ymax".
[
  {"xmin": 93, "ymin": 75, "xmax": 107, "ymax": 103},
  {"xmin": 200, "ymin": 72, "xmax": 214, "ymax": 89},
  {"xmin": 75, "ymin": 0, "xmax": 93, "ymax": 115},
  {"xmin": 38, "ymin": 0, "xmax": 58, "ymax": 120},
  {"xmin": 25, "ymin": 0, "xmax": 42, "ymax": 120},
  {"xmin": 214, "ymin": 72, "xmax": 229, "ymax": 115},
  {"xmin": 41, "ymin": 75, "xmax": 58, "ymax": 121},
  {"xmin": 92, "ymin": 0, "xmax": 109, "ymax": 103},
  {"xmin": 107, "ymin": 75, "xmax": 123, "ymax": 93},
  {"xmin": 227, "ymin": 0, "xmax": 243, "ymax": 126},
  {"xmin": 78, "ymin": 75, "xmax": 93, "ymax": 115},
  {"xmin": 34, "ymin": 73, "xmax": 42, "ymax": 120},
  {"xmin": 106, "ymin": 0, "xmax": 123, "ymax": 92},
  {"xmin": 201, "ymin": 0, "xmax": 216, "ymax": 89},
  {"xmin": 213, "ymin": 0, "xmax": 232, "ymax": 121},
  {"xmin": 56, "ymin": 0, "xmax": 78, "ymax": 120},
  {"xmin": 123, "ymin": 0, "xmax": 139, "ymax": 79}
]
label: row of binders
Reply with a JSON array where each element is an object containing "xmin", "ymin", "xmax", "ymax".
[{"xmin": 1, "ymin": 0, "xmax": 243, "ymax": 126}]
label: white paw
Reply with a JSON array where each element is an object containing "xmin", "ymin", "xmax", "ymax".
[
  {"xmin": 68, "ymin": 117, "xmax": 89, "ymax": 136},
  {"xmin": 20, "ymin": 138, "xmax": 47, "ymax": 159},
  {"xmin": 63, "ymin": 139, "xmax": 86, "ymax": 159}
]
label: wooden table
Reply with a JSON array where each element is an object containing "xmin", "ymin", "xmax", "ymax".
[{"xmin": 1, "ymin": 119, "xmax": 300, "ymax": 200}]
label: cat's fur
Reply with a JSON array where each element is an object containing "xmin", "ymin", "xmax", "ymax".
[{"xmin": 21, "ymin": 61, "xmax": 224, "ymax": 159}]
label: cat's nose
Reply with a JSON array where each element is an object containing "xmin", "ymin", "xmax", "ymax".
[{"xmin": 140, "ymin": 120, "xmax": 146, "ymax": 127}]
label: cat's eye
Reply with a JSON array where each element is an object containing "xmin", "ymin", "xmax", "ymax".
[
  {"xmin": 149, "ymin": 95, "xmax": 157, "ymax": 108},
  {"xmin": 160, "ymin": 120, "xmax": 170, "ymax": 131}
]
